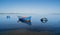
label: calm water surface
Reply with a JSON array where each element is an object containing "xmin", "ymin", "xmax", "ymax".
[{"xmin": 0, "ymin": 14, "xmax": 60, "ymax": 34}]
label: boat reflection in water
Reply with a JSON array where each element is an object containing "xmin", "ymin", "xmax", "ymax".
[
  {"xmin": 6, "ymin": 16, "xmax": 10, "ymax": 19},
  {"xmin": 17, "ymin": 16, "xmax": 31, "ymax": 25}
]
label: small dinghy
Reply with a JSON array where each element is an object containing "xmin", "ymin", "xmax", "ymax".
[{"xmin": 17, "ymin": 16, "xmax": 31, "ymax": 25}]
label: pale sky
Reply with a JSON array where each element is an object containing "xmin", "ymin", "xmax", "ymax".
[{"xmin": 0, "ymin": 0, "xmax": 60, "ymax": 14}]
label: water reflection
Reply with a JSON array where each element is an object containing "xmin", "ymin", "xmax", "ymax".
[
  {"xmin": 0, "ymin": 14, "xmax": 60, "ymax": 34},
  {"xmin": 17, "ymin": 22, "xmax": 32, "ymax": 25},
  {"xmin": 6, "ymin": 16, "xmax": 10, "ymax": 19}
]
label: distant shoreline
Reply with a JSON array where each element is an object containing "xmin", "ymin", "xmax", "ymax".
[
  {"xmin": 0, "ymin": 13, "xmax": 33, "ymax": 14},
  {"xmin": 0, "ymin": 13, "xmax": 21, "ymax": 14},
  {"xmin": 0, "ymin": 13, "xmax": 22, "ymax": 14}
]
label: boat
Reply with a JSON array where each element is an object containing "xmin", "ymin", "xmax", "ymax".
[{"xmin": 17, "ymin": 16, "xmax": 31, "ymax": 25}]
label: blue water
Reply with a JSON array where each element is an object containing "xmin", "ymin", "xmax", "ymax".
[{"xmin": 0, "ymin": 14, "xmax": 60, "ymax": 34}]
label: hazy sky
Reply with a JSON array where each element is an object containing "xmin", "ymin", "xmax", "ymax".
[{"xmin": 0, "ymin": 0, "xmax": 60, "ymax": 14}]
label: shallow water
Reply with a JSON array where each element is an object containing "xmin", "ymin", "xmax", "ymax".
[{"xmin": 0, "ymin": 14, "xmax": 60, "ymax": 35}]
